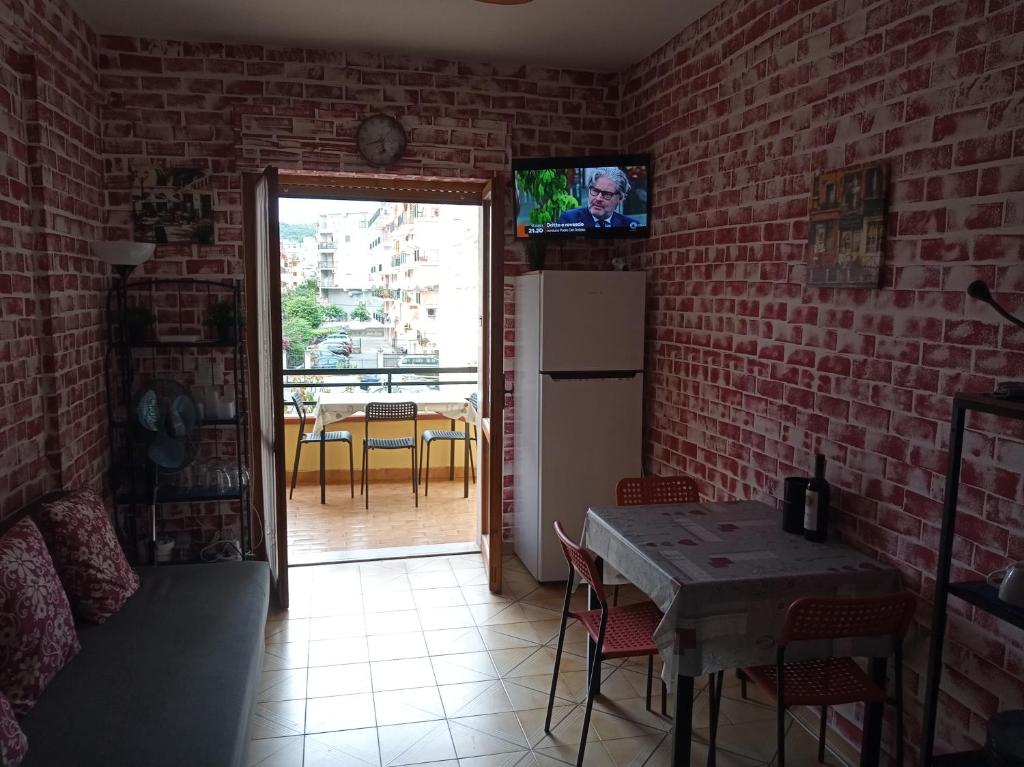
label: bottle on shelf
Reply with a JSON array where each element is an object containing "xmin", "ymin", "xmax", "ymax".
[{"xmin": 803, "ymin": 453, "xmax": 830, "ymax": 543}]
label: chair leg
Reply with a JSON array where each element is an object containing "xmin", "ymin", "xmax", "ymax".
[
  {"xmin": 449, "ymin": 419, "xmax": 455, "ymax": 481},
  {"xmin": 817, "ymin": 706, "xmax": 827, "ymax": 763},
  {"xmin": 545, "ymin": 576, "xmax": 574, "ymax": 733},
  {"xmin": 319, "ymin": 433, "xmax": 326, "ymax": 505},
  {"xmin": 646, "ymin": 656, "xmax": 654, "ymax": 711},
  {"xmin": 612, "ymin": 585, "xmax": 619, "ymax": 606},
  {"xmin": 708, "ymin": 671, "xmax": 723, "ymax": 767},
  {"xmin": 661, "ymin": 680, "xmax": 667, "ymax": 716},
  {"xmin": 289, "ymin": 437, "xmax": 302, "ymax": 499},
  {"xmin": 469, "ymin": 434, "xmax": 475, "ymax": 481},
  {"xmin": 363, "ymin": 443, "xmax": 369, "ymax": 510},
  {"xmin": 738, "ymin": 668, "xmax": 748, "ymax": 699},
  {"xmin": 412, "ymin": 445, "xmax": 418, "ymax": 507},
  {"xmin": 347, "ymin": 440, "xmax": 354, "ymax": 498},
  {"xmin": 418, "ymin": 436, "xmax": 425, "ymax": 487},
  {"xmin": 424, "ymin": 439, "xmax": 431, "ymax": 497},
  {"xmin": 577, "ymin": 630, "xmax": 604, "ymax": 767}
]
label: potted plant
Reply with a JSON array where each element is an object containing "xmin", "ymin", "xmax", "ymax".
[
  {"xmin": 124, "ymin": 304, "xmax": 155, "ymax": 345},
  {"xmin": 206, "ymin": 299, "xmax": 239, "ymax": 343}
]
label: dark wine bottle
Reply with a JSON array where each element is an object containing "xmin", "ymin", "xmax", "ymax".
[{"xmin": 803, "ymin": 454, "xmax": 830, "ymax": 542}]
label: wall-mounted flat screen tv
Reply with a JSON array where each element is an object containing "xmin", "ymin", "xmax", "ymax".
[{"xmin": 512, "ymin": 154, "xmax": 651, "ymax": 239}]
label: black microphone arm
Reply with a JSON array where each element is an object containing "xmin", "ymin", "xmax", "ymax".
[{"xmin": 967, "ymin": 280, "xmax": 1024, "ymax": 331}]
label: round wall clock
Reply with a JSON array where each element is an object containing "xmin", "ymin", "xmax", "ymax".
[{"xmin": 356, "ymin": 114, "xmax": 407, "ymax": 167}]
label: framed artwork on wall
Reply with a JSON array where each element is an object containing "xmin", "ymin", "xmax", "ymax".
[
  {"xmin": 806, "ymin": 162, "xmax": 888, "ymax": 288},
  {"xmin": 132, "ymin": 164, "xmax": 215, "ymax": 244}
]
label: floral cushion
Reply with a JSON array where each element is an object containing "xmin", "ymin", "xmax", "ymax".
[
  {"xmin": 36, "ymin": 490, "xmax": 139, "ymax": 624},
  {"xmin": 0, "ymin": 519, "xmax": 80, "ymax": 717},
  {"xmin": 0, "ymin": 691, "xmax": 27, "ymax": 766}
]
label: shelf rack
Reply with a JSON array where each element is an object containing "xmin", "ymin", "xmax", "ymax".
[
  {"xmin": 105, "ymin": 277, "xmax": 250, "ymax": 565},
  {"xmin": 921, "ymin": 392, "xmax": 1024, "ymax": 766}
]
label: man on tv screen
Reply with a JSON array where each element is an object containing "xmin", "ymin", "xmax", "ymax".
[{"xmin": 556, "ymin": 167, "xmax": 638, "ymax": 229}]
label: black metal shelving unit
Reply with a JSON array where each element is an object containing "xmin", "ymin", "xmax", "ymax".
[
  {"xmin": 105, "ymin": 277, "xmax": 250, "ymax": 565},
  {"xmin": 921, "ymin": 392, "xmax": 1024, "ymax": 767}
]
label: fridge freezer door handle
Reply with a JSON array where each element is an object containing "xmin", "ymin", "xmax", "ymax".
[{"xmin": 544, "ymin": 371, "xmax": 640, "ymax": 380}]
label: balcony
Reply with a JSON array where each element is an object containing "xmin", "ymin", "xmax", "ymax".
[{"xmin": 282, "ymin": 366, "xmax": 479, "ymax": 564}]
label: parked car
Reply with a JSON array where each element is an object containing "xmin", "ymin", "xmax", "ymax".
[
  {"xmin": 320, "ymin": 334, "xmax": 352, "ymax": 355},
  {"xmin": 359, "ymin": 374, "xmax": 381, "ymax": 391}
]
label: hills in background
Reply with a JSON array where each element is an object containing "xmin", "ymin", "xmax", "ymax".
[{"xmin": 280, "ymin": 222, "xmax": 315, "ymax": 243}]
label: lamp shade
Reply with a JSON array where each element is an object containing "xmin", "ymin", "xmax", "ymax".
[{"xmin": 91, "ymin": 241, "xmax": 155, "ymax": 267}]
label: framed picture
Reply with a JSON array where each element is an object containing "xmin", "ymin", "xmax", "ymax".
[
  {"xmin": 807, "ymin": 162, "xmax": 888, "ymax": 288},
  {"xmin": 132, "ymin": 165, "xmax": 215, "ymax": 244}
]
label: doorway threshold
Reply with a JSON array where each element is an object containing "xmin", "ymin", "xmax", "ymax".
[{"xmin": 290, "ymin": 540, "xmax": 480, "ymax": 566}]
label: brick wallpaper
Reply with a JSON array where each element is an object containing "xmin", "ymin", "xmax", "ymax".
[
  {"xmin": 621, "ymin": 0, "xmax": 1024, "ymax": 759},
  {"xmin": 0, "ymin": 0, "xmax": 106, "ymax": 515},
  {"xmin": 2, "ymin": 0, "xmax": 1022, "ymax": 759}
]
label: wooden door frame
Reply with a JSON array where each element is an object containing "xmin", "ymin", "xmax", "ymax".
[
  {"xmin": 260, "ymin": 171, "xmax": 505, "ymax": 592},
  {"xmin": 243, "ymin": 167, "xmax": 289, "ymax": 608}
]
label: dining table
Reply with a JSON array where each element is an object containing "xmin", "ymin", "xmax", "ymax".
[
  {"xmin": 312, "ymin": 389, "xmax": 478, "ymax": 497},
  {"xmin": 581, "ymin": 499, "xmax": 901, "ymax": 767}
]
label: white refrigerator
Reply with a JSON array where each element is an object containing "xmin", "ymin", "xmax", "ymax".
[{"xmin": 513, "ymin": 270, "xmax": 645, "ymax": 582}]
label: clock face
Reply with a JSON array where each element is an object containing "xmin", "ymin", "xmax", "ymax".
[{"xmin": 356, "ymin": 114, "xmax": 407, "ymax": 167}]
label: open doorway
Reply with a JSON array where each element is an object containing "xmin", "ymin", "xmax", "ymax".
[{"xmin": 278, "ymin": 196, "xmax": 481, "ymax": 565}]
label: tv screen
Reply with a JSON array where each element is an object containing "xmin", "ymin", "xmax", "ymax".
[{"xmin": 512, "ymin": 154, "xmax": 651, "ymax": 239}]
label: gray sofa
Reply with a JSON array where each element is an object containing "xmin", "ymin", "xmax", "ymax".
[{"xmin": 20, "ymin": 560, "xmax": 270, "ymax": 767}]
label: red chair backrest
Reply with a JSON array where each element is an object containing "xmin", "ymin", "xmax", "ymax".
[
  {"xmin": 782, "ymin": 592, "xmax": 916, "ymax": 645},
  {"xmin": 615, "ymin": 475, "xmax": 700, "ymax": 506},
  {"xmin": 553, "ymin": 521, "xmax": 608, "ymax": 604}
]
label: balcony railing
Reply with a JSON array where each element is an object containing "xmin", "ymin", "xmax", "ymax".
[{"xmin": 283, "ymin": 366, "xmax": 477, "ymax": 398}]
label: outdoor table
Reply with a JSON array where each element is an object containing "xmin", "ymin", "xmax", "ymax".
[
  {"xmin": 312, "ymin": 390, "xmax": 477, "ymax": 497},
  {"xmin": 582, "ymin": 499, "xmax": 901, "ymax": 767}
]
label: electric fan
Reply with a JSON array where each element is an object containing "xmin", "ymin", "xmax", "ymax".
[{"xmin": 131, "ymin": 379, "xmax": 201, "ymax": 563}]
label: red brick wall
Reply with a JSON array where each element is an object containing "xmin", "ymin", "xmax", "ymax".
[
  {"xmin": 0, "ymin": 0, "xmax": 106, "ymax": 515},
  {"xmin": 622, "ymin": 0, "xmax": 1024, "ymax": 759}
]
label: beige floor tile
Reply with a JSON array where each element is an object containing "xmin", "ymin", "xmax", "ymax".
[
  {"xmin": 309, "ymin": 637, "xmax": 371, "ymax": 667},
  {"xmin": 251, "ymin": 699, "xmax": 307, "ymax": 740},
  {"xmin": 514, "ymin": 705, "xmax": 575, "ymax": 748},
  {"xmin": 377, "ymin": 720, "xmax": 457, "ymax": 766},
  {"xmin": 303, "ymin": 728, "xmax": 382, "ymax": 767},
  {"xmin": 362, "ymin": 590, "xmax": 417, "ymax": 612},
  {"xmin": 305, "ymin": 693, "xmax": 377, "ymax": 733},
  {"xmin": 247, "ymin": 735, "xmax": 305, "ymax": 767},
  {"xmin": 266, "ymin": 618, "xmax": 312, "ymax": 643},
  {"xmin": 367, "ymin": 631, "xmax": 429, "ymax": 662},
  {"xmin": 431, "ymin": 651, "xmax": 499, "ymax": 685},
  {"xmin": 373, "ymin": 686, "xmax": 446, "ymax": 726},
  {"xmin": 592, "ymin": 733, "xmax": 666, "ymax": 767},
  {"xmin": 502, "ymin": 680, "xmax": 570, "ymax": 711},
  {"xmin": 457, "ymin": 751, "xmax": 545, "ymax": 767},
  {"xmin": 418, "ymin": 605, "xmax": 477, "ymax": 631},
  {"xmin": 412, "ymin": 587, "xmax": 466, "ymax": 609},
  {"xmin": 310, "ymin": 615, "xmax": 368, "ymax": 640},
  {"xmin": 448, "ymin": 711, "xmax": 529, "ymax": 758},
  {"xmin": 409, "ymin": 570, "xmax": 460, "ymax": 589},
  {"xmin": 258, "ymin": 668, "xmax": 310, "ymax": 703},
  {"xmin": 423, "ymin": 626, "xmax": 487, "ymax": 656},
  {"xmin": 499, "ymin": 646, "xmax": 587, "ymax": 680},
  {"xmin": 307, "ymin": 663, "xmax": 374, "ymax": 698},
  {"xmin": 371, "ymin": 657, "xmax": 438, "ymax": 691},
  {"xmin": 478, "ymin": 627, "xmax": 539, "ymax": 652},
  {"xmin": 264, "ymin": 642, "xmax": 311, "ymax": 671},
  {"xmin": 488, "ymin": 647, "xmax": 540, "ymax": 677},
  {"xmin": 366, "ymin": 610, "xmax": 422, "ymax": 635},
  {"xmin": 439, "ymin": 680, "xmax": 514, "ymax": 718}
]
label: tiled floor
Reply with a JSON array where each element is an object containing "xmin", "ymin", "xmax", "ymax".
[
  {"xmin": 288, "ymin": 479, "xmax": 477, "ymax": 564},
  {"xmin": 251, "ymin": 554, "xmax": 847, "ymax": 766}
]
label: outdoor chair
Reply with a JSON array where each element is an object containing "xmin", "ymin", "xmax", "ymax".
[
  {"xmin": 289, "ymin": 393, "xmax": 354, "ymax": 504},
  {"xmin": 545, "ymin": 521, "xmax": 666, "ymax": 767},
  {"xmin": 714, "ymin": 592, "xmax": 916, "ymax": 767},
  {"xmin": 362, "ymin": 401, "xmax": 418, "ymax": 509},
  {"xmin": 418, "ymin": 420, "xmax": 474, "ymax": 495}
]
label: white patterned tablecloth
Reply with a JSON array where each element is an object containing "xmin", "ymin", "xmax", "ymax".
[
  {"xmin": 312, "ymin": 390, "xmax": 475, "ymax": 433},
  {"xmin": 582, "ymin": 500, "xmax": 901, "ymax": 682}
]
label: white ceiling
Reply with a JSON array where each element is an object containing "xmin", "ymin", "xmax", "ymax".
[{"xmin": 68, "ymin": 0, "xmax": 720, "ymax": 73}]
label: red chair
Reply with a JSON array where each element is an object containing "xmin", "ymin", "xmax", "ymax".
[
  {"xmin": 545, "ymin": 521, "xmax": 666, "ymax": 767},
  {"xmin": 725, "ymin": 592, "xmax": 916, "ymax": 767},
  {"xmin": 614, "ymin": 475, "xmax": 700, "ymax": 506}
]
